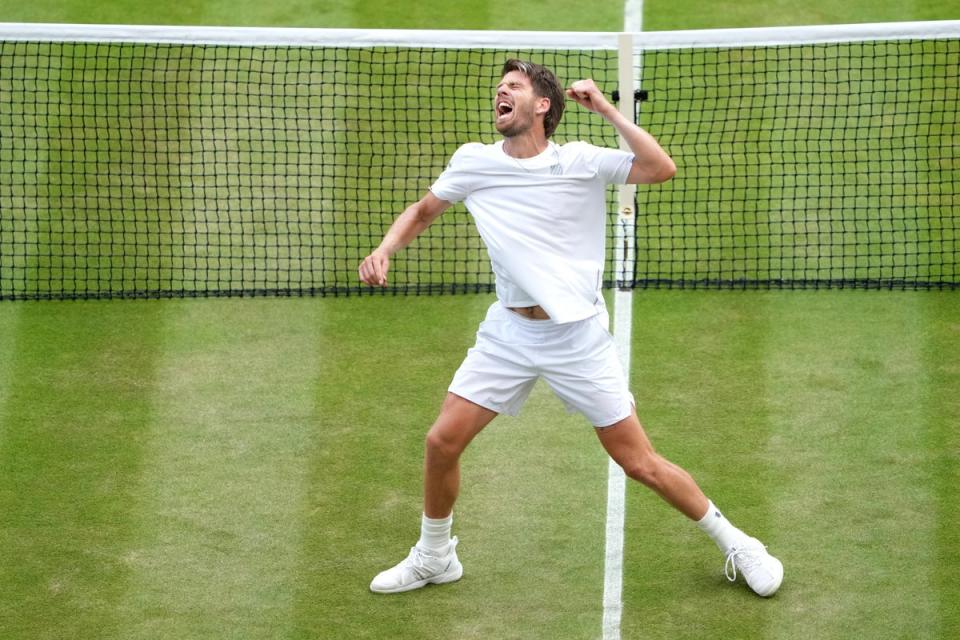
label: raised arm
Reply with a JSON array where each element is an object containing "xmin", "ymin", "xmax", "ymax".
[
  {"xmin": 358, "ymin": 191, "xmax": 452, "ymax": 287},
  {"xmin": 566, "ymin": 79, "xmax": 676, "ymax": 184}
]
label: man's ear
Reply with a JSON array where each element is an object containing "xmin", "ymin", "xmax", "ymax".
[{"xmin": 535, "ymin": 97, "xmax": 550, "ymax": 115}]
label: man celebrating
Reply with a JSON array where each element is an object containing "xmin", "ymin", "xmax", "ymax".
[{"xmin": 358, "ymin": 59, "xmax": 783, "ymax": 597}]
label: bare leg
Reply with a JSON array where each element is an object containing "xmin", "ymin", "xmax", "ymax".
[
  {"xmin": 369, "ymin": 392, "xmax": 493, "ymax": 593},
  {"xmin": 595, "ymin": 408, "xmax": 709, "ymax": 520},
  {"xmin": 423, "ymin": 393, "xmax": 498, "ymax": 518}
]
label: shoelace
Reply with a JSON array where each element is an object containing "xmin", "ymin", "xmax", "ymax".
[
  {"xmin": 406, "ymin": 538, "xmax": 458, "ymax": 579},
  {"xmin": 405, "ymin": 547, "xmax": 438, "ymax": 579},
  {"xmin": 724, "ymin": 543, "xmax": 763, "ymax": 583}
]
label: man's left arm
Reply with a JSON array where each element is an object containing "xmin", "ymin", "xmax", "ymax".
[{"xmin": 566, "ymin": 79, "xmax": 676, "ymax": 184}]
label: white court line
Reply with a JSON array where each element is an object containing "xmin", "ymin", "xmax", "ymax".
[
  {"xmin": 624, "ymin": 0, "xmax": 643, "ymax": 33},
  {"xmin": 603, "ymin": 289, "xmax": 632, "ymax": 640},
  {"xmin": 602, "ymin": 4, "xmax": 642, "ymax": 638}
]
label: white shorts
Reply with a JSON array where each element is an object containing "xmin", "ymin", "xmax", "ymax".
[{"xmin": 448, "ymin": 302, "xmax": 635, "ymax": 427}]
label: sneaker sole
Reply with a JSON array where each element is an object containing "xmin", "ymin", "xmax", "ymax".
[{"xmin": 369, "ymin": 561, "xmax": 463, "ymax": 594}]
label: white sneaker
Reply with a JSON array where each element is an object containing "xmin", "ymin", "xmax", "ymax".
[
  {"xmin": 724, "ymin": 537, "xmax": 783, "ymax": 597},
  {"xmin": 370, "ymin": 537, "xmax": 463, "ymax": 594}
]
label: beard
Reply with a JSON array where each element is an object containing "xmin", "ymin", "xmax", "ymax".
[{"xmin": 495, "ymin": 107, "xmax": 535, "ymax": 138}]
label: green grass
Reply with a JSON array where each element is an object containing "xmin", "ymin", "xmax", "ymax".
[
  {"xmin": 624, "ymin": 291, "xmax": 959, "ymax": 639},
  {"xmin": 0, "ymin": 295, "xmax": 613, "ymax": 639},
  {"xmin": 644, "ymin": 0, "xmax": 955, "ymax": 30},
  {"xmin": 0, "ymin": 1, "xmax": 958, "ymax": 639},
  {"xmin": 0, "ymin": 0, "xmax": 625, "ymax": 31},
  {"xmin": 0, "ymin": 292, "xmax": 956, "ymax": 639},
  {"xmin": 0, "ymin": 298, "xmax": 324, "ymax": 638},
  {"xmin": 300, "ymin": 294, "xmax": 611, "ymax": 639}
]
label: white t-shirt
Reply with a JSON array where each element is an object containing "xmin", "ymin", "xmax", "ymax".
[{"xmin": 430, "ymin": 140, "xmax": 634, "ymax": 324}]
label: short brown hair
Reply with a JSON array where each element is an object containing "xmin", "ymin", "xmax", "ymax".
[{"xmin": 501, "ymin": 59, "xmax": 565, "ymax": 138}]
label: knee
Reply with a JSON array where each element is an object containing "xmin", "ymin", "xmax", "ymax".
[
  {"xmin": 621, "ymin": 453, "xmax": 665, "ymax": 488},
  {"xmin": 425, "ymin": 425, "xmax": 466, "ymax": 462}
]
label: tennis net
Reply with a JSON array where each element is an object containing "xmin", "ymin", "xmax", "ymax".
[{"xmin": 0, "ymin": 22, "xmax": 956, "ymax": 300}]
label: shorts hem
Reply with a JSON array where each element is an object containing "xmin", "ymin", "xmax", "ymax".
[
  {"xmin": 590, "ymin": 398, "xmax": 636, "ymax": 429},
  {"xmin": 447, "ymin": 386, "xmax": 514, "ymax": 417}
]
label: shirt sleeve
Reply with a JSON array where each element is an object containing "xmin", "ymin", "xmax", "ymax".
[
  {"xmin": 564, "ymin": 141, "xmax": 634, "ymax": 184},
  {"xmin": 429, "ymin": 143, "xmax": 481, "ymax": 203},
  {"xmin": 591, "ymin": 145, "xmax": 635, "ymax": 184}
]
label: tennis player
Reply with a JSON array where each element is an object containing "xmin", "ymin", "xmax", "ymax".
[{"xmin": 359, "ymin": 59, "xmax": 783, "ymax": 597}]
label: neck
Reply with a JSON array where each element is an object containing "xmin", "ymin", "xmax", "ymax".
[{"xmin": 502, "ymin": 133, "xmax": 549, "ymax": 159}]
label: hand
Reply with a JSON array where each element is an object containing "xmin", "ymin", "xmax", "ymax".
[
  {"xmin": 358, "ymin": 250, "xmax": 390, "ymax": 287},
  {"xmin": 566, "ymin": 79, "xmax": 615, "ymax": 117}
]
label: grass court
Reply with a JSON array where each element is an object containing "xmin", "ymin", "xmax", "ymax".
[{"xmin": 0, "ymin": 0, "xmax": 957, "ymax": 638}]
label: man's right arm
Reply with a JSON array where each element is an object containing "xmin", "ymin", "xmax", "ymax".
[
  {"xmin": 566, "ymin": 79, "xmax": 675, "ymax": 184},
  {"xmin": 358, "ymin": 191, "xmax": 452, "ymax": 287}
]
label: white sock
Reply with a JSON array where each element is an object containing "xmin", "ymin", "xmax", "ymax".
[
  {"xmin": 696, "ymin": 500, "xmax": 748, "ymax": 554},
  {"xmin": 417, "ymin": 513, "xmax": 452, "ymax": 553}
]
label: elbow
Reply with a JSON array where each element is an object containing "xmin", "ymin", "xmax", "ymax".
[
  {"xmin": 630, "ymin": 156, "xmax": 676, "ymax": 184},
  {"xmin": 653, "ymin": 157, "xmax": 676, "ymax": 183},
  {"xmin": 410, "ymin": 202, "xmax": 432, "ymax": 225}
]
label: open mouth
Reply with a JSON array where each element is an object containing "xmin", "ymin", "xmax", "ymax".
[{"xmin": 496, "ymin": 101, "xmax": 514, "ymax": 118}]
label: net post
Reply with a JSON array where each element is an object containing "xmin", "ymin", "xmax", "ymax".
[
  {"xmin": 615, "ymin": 32, "xmax": 637, "ymax": 290},
  {"xmin": 602, "ymin": 31, "xmax": 638, "ymax": 640}
]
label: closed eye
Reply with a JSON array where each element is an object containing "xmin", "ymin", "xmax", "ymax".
[{"xmin": 496, "ymin": 81, "xmax": 524, "ymax": 92}]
